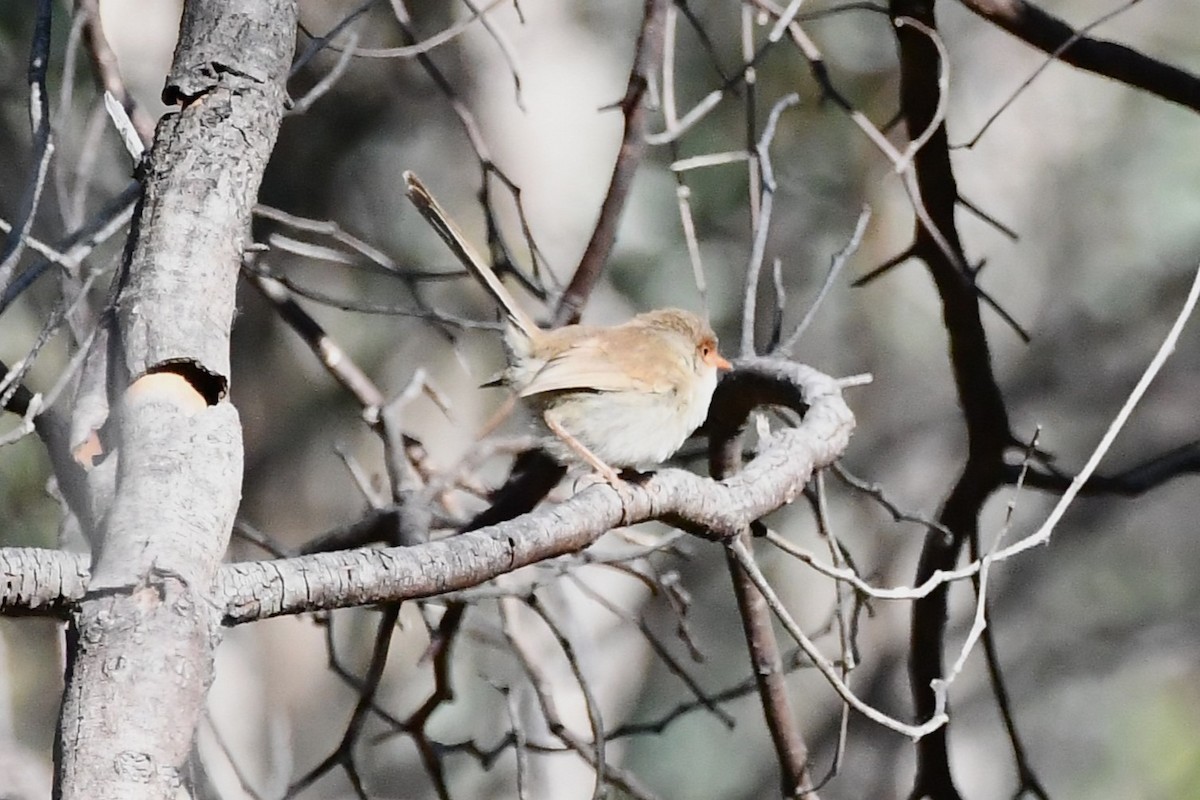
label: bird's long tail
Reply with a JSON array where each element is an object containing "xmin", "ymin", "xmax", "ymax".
[{"xmin": 404, "ymin": 171, "xmax": 540, "ymax": 341}]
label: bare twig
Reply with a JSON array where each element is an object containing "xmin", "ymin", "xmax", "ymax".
[
  {"xmin": 970, "ymin": 432, "xmax": 1053, "ymax": 800},
  {"xmin": 388, "ymin": 0, "xmax": 550, "ymax": 297},
  {"xmin": 524, "ymin": 594, "xmax": 607, "ymax": 800},
  {"xmin": 960, "ymin": 0, "xmax": 1145, "ymax": 148},
  {"xmin": 327, "ymin": 0, "xmax": 510, "ymax": 59},
  {"xmin": 739, "ymin": 93, "xmax": 800, "ymax": 358},
  {"xmin": 776, "ymin": 205, "xmax": 872, "ymax": 355},
  {"xmin": 286, "ymin": 606, "xmax": 402, "ymax": 798},
  {"xmin": 958, "ymin": 0, "xmax": 1200, "ymax": 114},
  {"xmin": 500, "ymin": 598, "xmax": 658, "ymax": 800},
  {"xmin": 726, "ymin": 538, "xmax": 947, "ymax": 739},
  {"xmin": 289, "ymin": 29, "xmax": 359, "ymax": 115},
  {"xmin": 77, "ymin": 0, "xmax": 156, "ymax": 144},
  {"xmin": 0, "ymin": 179, "xmax": 139, "ymax": 316},
  {"xmin": 568, "ymin": 576, "xmax": 736, "ymax": 729},
  {"xmin": 554, "ymin": 0, "xmax": 670, "ymax": 326},
  {"xmin": 0, "ymin": 0, "xmax": 55, "ymax": 296},
  {"xmin": 992, "ymin": 261, "xmax": 1200, "ymax": 563},
  {"xmin": 246, "ymin": 268, "xmax": 386, "ymax": 410},
  {"xmin": 661, "ymin": 4, "xmax": 708, "ymax": 311}
]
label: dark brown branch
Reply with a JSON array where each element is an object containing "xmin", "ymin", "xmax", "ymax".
[
  {"xmin": 246, "ymin": 259, "xmax": 493, "ymax": 328},
  {"xmin": 525, "ymin": 594, "xmax": 608, "ymax": 800},
  {"xmin": 959, "ymin": 0, "xmax": 1200, "ymax": 113},
  {"xmin": 851, "ymin": 245, "xmax": 915, "ymax": 287},
  {"xmin": 725, "ymin": 541, "xmax": 818, "ymax": 797},
  {"xmin": 888, "ymin": 2, "xmax": 1014, "ymax": 798},
  {"xmin": 967, "ymin": 435, "xmax": 1052, "ymax": 800},
  {"xmin": 500, "ymin": 599, "xmax": 658, "ymax": 800},
  {"xmin": 569, "ymin": 576, "xmax": 736, "ymax": 729},
  {"xmin": 607, "ymin": 644, "xmax": 817, "ymax": 740},
  {"xmin": 287, "ymin": 604, "xmax": 402, "ymax": 799},
  {"xmin": 1013, "ymin": 440, "xmax": 1200, "ymax": 496},
  {"xmin": 553, "ymin": 0, "xmax": 669, "ymax": 326},
  {"xmin": 709, "ymin": 367, "xmax": 818, "ymax": 797},
  {"xmin": 971, "ymin": 577, "xmax": 1051, "ymax": 800},
  {"xmin": 388, "ymin": 2, "xmax": 548, "ymax": 298},
  {"xmin": 246, "ymin": 269, "xmax": 385, "ymax": 408},
  {"xmin": 404, "ymin": 604, "xmax": 462, "ymax": 800}
]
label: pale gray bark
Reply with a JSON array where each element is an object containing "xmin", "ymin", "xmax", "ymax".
[
  {"xmin": 0, "ymin": 546, "xmax": 88, "ymax": 615},
  {"xmin": 0, "ymin": 5, "xmax": 855, "ymax": 795},
  {"xmin": 219, "ymin": 360, "xmax": 854, "ymax": 622},
  {"xmin": 2, "ymin": 360, "xmax": 855, "ymax": 625},
  {"xmin": 52, "ymin": 1, "xmax": 296, "ymax": 798}
]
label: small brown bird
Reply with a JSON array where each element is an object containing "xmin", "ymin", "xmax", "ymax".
[{"xmin": 405, "ymin": 172, "xmax": 731, "ymax": 484}]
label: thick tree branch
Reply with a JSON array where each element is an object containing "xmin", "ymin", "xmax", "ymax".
[
  {"xmin": 219, "ymin": 359, "xmax": 851, "ymax": 621},
  {"xmin": 0, "ymin": 547, "xmax": 88, "ymax": 616},
  {"xmin": 1, "ymin": 361, "xmax": 854, "ymax": 626},
  {"xmin": 54, "ymin": 2, "xmax": 296, "ymax": 798},
  {"xmin": 888, "ymin": 3, "xmax": 1011, "ymax": 799}
]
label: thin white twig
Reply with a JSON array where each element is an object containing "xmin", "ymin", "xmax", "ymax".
[
  {"xmin": 770, "ymin": 261, "xmax": 1200, "ymax": 610},
  {"xmin": 765, "ymin": 530, "xmax": 981, "ymax": 600},
  {"xmin": 777, "ymin": 205, "xmax": 872, "ymax": 355},
  {"xmin": 0, "ymin": 391, "xmax": 42, "ymax": 447},
  {"xmin": 0, "ymin": 217, "xmax": 69, "ymax": 265},
  {"xmin": 289, "ymin": 29, "xmax": 359, "ymax": 115},
  {"xmin": 103, "ymin": 90, "xmax": 145, "ymax": 161},
  {"xmin": 893, "ymin": 17, "xmax": 948, "ymax": 173},
  {"xmin": 740, "ymin": 93, "xmax": 799, "ymax": 358},
  {"xmin": 960, "ymin": 0, "xmax": 1145, "ymax": 149},
  {"xmin": 645, "ymin": 90, "xmax": 722, "ymax": 145},
  {"xmin": 767, "ymin": 0, "xmax": 808, "ymax": 43},
  {"xmin": 346, "ymin": 0, "xmax": 509, "ymax": 58},
  {"xmin": 993, "ymin": 260, "xmax": 1200, "ymax": 563},
  {"xmin": 663, "ymin": 5, "xmax": 708, "ymax": 310},
  {"xmin": 727, "ymin": 538, "xmax": 948, "ymax": 740},
  {"xmin": 669, "ymin": 151, "xmax": 752, "ymax": 172}
]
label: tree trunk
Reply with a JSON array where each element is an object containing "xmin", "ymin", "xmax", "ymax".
[{"xmin": 53, "ymin": 2, "xmax": 296, "ymax": 797}]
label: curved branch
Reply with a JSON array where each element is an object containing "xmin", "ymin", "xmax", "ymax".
[
  {"xmin": 888, "ymin": 2, "xmax": 1011, "ymax": 798},
  {"xmin": 1, "ymin": 359, "xmax": 853, "ymax": 619},
  {"xmin": 218, "ymin": 359, "xmax": 852, "ymax": 622}
]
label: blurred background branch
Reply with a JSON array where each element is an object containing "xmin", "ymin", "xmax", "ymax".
[{"xmin": 2, "ymin": 0, "xmax": 1199, "ymax": 798}]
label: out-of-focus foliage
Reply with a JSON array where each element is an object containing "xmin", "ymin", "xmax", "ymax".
[{"xmin": 2, "ymin": 1, "xmax": 1199, "ymax": 798}]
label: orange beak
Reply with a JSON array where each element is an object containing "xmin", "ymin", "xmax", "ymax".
[{"xmin": 707, "ymin": 350, "xmax": 733, "ymax": 371}]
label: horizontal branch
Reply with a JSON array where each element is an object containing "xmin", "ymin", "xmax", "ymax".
[
  {"xmin": 0, "ymin": 360, "xmax": 855, "ymax": 624},
  {"xmin": 219, "ymin": 360, "xmax": 853, "ymax": 623},
  {"xmin": 0, "ymin": 547, "xmax": 88, "ymax": 615}
]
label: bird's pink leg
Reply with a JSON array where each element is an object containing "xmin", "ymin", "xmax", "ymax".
[{"xmin": 543, "ymin": 411, "xmax": 623, "ymax": 485}]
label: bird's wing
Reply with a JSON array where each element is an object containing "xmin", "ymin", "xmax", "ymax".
[{"xmin": 518, "ymin": 337, "xmax": 672, "ymax": 397}]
